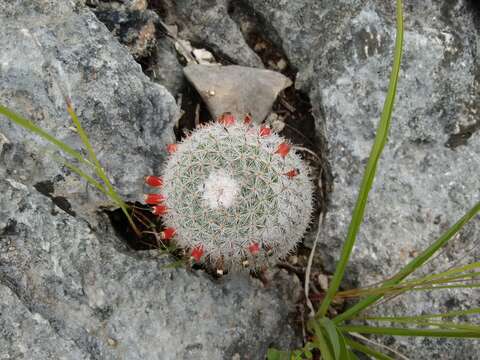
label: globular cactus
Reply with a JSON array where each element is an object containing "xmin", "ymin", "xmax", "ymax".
[{"xmin": 144, "ymin": 113, "xmax": 313, "ymax": 271}]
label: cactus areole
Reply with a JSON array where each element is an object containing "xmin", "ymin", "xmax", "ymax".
[{"xmin": 146, "ymin": 114, "xmax": 314, "ymax": 271}]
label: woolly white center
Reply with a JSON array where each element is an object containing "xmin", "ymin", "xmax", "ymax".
[{"xmin": 201, "ymin": 170, "xmax": 239, "ymax": 209}]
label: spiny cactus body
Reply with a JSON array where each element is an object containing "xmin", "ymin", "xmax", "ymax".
[{"xmin": 147, "ymin": 115, "xmax": 313, "ymax": 271}]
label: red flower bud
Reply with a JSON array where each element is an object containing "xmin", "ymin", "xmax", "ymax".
[
  {"xmin": 243, "ymin": 113, "xmax": 253, "ymax": 125},
  {"xmin": 275, "ymin": 142, "xmax": 291, "ymax": 158},
  {"xmin": 191, "ymin": 245, "xmax": 204, "ymax": 262},
  {"xmin": 217, "ymin": 112, "xmax": 235, "ymax": 126},
  {"xmin": 259, "ymin": 126, "xmax": 271, "ymax": 137},
  {"xmin": 145, "ymin": 176, "xmax": 163, "ymax": 187},
  {"xmin": 144, "ymin": 193, "xmax": 166, "ymax": 205},
  {"xmin": 167, "ymin": 144, "xmax": 177, "ymax": 154},
  {"xmin": 152, "ymin": 205, "xmax": 168, "ymax": 216},
  {"xmin": 284, "ymin": 169, "xmax": 299, "ymax": 179},
  {"xmin": 248, "ymin": 242, "xmax": 260, "ymax": 255},
  {"xmin": 161, "ymin": 227, "xmax": 176, "ymax": 240}
]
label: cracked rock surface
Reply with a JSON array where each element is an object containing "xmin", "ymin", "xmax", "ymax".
[
  {"xmin": 232, "ymin": 0, "xmax": 480, "ymax": 358},
  {"xmin": 0, "ymin": 1, "xmax": 301, "ymax": 359},
  {"xmin": 0, "ymin": 0, "xmax": 177, "ymax": 219},
  {"xmin": 0, "ymin": 178, "xmax": 300, "ymax": 359},
  {"xmin": 151, "ymin": 0, "xmax": 480, "ymax": 357},
  {"xmin": 159, "ymin": 0, "xmax": 264, "ymax": 68},
  {"xmin": 1, "ymin": 0, "xmax": 480, "ymax": 358}
]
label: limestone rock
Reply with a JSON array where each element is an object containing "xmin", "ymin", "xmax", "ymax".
[{"xmin": 184, "ymin": 64, "xmax": 292, "ymax": 123}]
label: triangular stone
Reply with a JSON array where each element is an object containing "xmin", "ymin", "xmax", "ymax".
[{"xmin": 183, "ymin": 64, "xmax": 292, "ymax": 123}]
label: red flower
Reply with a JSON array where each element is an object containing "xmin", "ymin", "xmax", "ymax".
[
  {"xmin": 275, "ymin": 142, "xmax": 291, "ymax": 158},
  {"xmin": 191, "ymin": 245, "xmax": 204, "ymax": 262},
  {"xmin": 284, "ymin": 169, "xmax": 299, "ymax": 179},
  {"xmin": 259, "ymin": 126, "xmax": 271, "ymax": 137},
  {"xmin": 161, "ymin": 227, "xmax": 176, "ymax": 240},
  {"xmin": 167, "ymin": 144, "xmax": 177, "ymax": 154},
  {"xmin": 243, "ymin": 113, "xmax": 253, "ymax": 125},
  {"xmin": 144, "ymin": 193, "xmax": 166, "ymax": 205},
  {"xmin": 145, "ymin": 176, "xmax": 163, "ymax": 187},
  {"xmin": 217, "ymin": 112, "xmax": 235, "ymax": 126},
  {"xmin": 248, "ymin": 242, "xmax": 260, "ymax": 255},
  {"xmin": 152, "ymin": 205, "xmax": 168, "ymax": 216}
]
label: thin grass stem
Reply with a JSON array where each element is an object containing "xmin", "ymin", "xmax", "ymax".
[{"xmin": 317, "ymin": 0, "xmax": 404, "ymax": 318}]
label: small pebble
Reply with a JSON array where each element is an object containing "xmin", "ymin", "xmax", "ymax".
[
  {"xmin": 288, "ymin": 255, "xmax": 298, "ymax": 265},
  {"xmin": 254, "ymin": 42, "xmax": 267, "ymax": 52},
  {"xmin": 317, "ymin": 274, "xmax": 329, "ymax": 291},
  {"xmin": 107, "ymin": 338, "xmax": 117, "ymax": 347},
  {"xmin": 267, "ymin": 60, "xmax": 277, "ymax": 69},
  {"xmin": 271, "ymin": 119, "xmax": 286, "ymax": 132},
  {"xmin": 277, "ymin": 58, "xmax": 287, "ymax": 70}
]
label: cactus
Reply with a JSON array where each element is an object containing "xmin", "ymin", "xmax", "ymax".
[{"xmin": 145, "ymin": 114, "xmax": 314, "ymax": 271}]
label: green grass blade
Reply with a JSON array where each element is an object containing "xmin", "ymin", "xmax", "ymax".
[
  {"xmin": 52, "ymin": 154, "xmax": 108, "ymax": 196},
  {"xmin": 266, "ymin": 348, "xmax": 291, "ymax": 360},
  {"xmin": 340, "ymin": 325, "xmax": 480, "ymax": 338},
  {"xmin": 66, "ymin": 102, "xmax": 140, "ymax": 235},
  {"xmin": 423, "ymin": 322, "xmax": 480, "ymax": 332},
  {"xmin": 336, "ymin": 328, "xmax": 353, "ymax": 360},
  {"xmin": 1, "ymin": 103, "xmax": 139, "ymax": 235},
  {"xmin": 338, "ymin": 263, "xmax": 480, "ymax": 298},
  {"xmin": 402, "ymin": 272, "xmax": 480, "ymax": 289},
  {"xmin": 347, "ymin": 350, "xmax": 360, "ymax": 360},
  {"xmin": 359, "ymin": 318, "xmax": 480, "ymax": 332},
  {"xmin": 364, "ymin": 307, "xmax": 480, "ymax": 322},
  {"xmin": 404, "ymin": 262, "xmax": 480, "ymax": 285},
  {"xmin": 317, "ymin": 0, "xmax": 404, "ymax": 318},
  {"xmin": 345, "ymin": 338, "xmax": 394, "ymax": 360},
  {"xmin": 333, "ymin": 200, "xmax": 480, "ymax": 324},
  {"xmin": 336, "ymin": 275, "xmax": 480, "ymax": 299},
  {"xmin": 397, "ymin": 283, "xmax": 480, "ymax": 292},
  {"xmin": 320, "ymin": 318, "xmax": 341, "ymax": 359},
  {"xmin": 312, "ymin": 322, "xmax": 334, "ymax": 360},
  {"xmin": 0, "ymin": 105, "xmax": 92, "ymax": 168},
  {"xmin": 66, "ymin": 101, "xmax": 98, "ymax": 165}
]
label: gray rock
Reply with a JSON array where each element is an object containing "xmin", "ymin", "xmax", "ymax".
[
  {"xmin": 87, "ymin": 0, "xmax": 186, "ymax": 97},
  {"xmin": 160, "ymin": 0, "xmax": 264, "ymax": 67},
  {"xmin": 0, "ymin": 178, "xmax": 300, "ymax": 359},
  {"xmin": 151, "ymin": 38, "xmax": 186, "ymax": 97},
  {"xmin": 0, "ymin": 283, "xmax": 88, "ymax": 359},
  {"xmin": 0, "ymin": 0, "xmax": 177, "ymax": 219},
  {"xmin": 184, "ymin": 64, "xmax": 292, "ymax": 123},
  {"xmin": 2, "ymin": 0, "xmax": 478, "ymax": 357},
  {"xmin": 91, "ymin": 3, "xmax": 159, "ymax": 61},
  {"xmin": 0, "ymin": 1, "xmax": 301, "ymax": 359},
  {"xmin": 238, "ymin": 0, "xmax": 480, "ymax": 357}
]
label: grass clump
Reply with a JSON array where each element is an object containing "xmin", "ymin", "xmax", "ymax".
[
  {"xmin": 0, "ymin": 99, "xmax": 140, "ymax": 237},
  {"xmin": 269, "ymin": 0, "xmax": 480, "ymax": 358}
]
